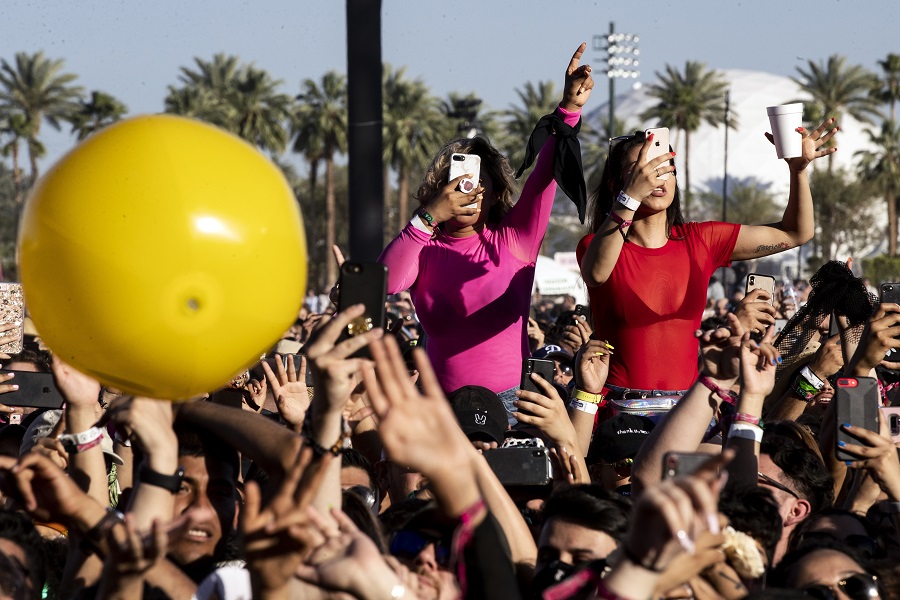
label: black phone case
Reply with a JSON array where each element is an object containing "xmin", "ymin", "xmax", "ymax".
[
  {"xmin": 209, "ymin": 388, "xmax": 245, "ymax": 409},
  {"xmin": 483, "ymin": 447, "xmax": 551, "ymax": 486},
  {"xmin": 835, "ymin": 377, "xmax": 880, "ymax": 461},
  {"xmin": 663, "ymin": 451, "xmax": 711, "ymax": 479},
  {"xmin": 521, "ymin": 358, "xmax": 555, "ymax": 394},
  {"xmin": 337, "ymin": 262, "xmax": 388, "ymax": 358},
  {"xmin": 881, "ymin": 284, "xmax": 900, "ymax": 362},
  {"xmin": 281, "ymin": 354, "xmax": 314, "ymax": 387},
  {"xmin": 0, "ymin": 369, "xmax": 65, "ymax": 409}
]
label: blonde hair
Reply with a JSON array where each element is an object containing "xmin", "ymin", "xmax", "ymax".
[{"xmin": 414, "ymin": 137, "xmax": 518, "ymax": 224}]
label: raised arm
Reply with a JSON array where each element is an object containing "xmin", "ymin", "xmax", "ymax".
[
  {"xmin": 501, "ymin": 43, "xmax": 592, "ymax": 261},
  {"xmin": 730, "ymin": 118, "xmax": 838, "ymax": 261}
]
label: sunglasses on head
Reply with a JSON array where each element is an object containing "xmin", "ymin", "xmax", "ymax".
[
  {"xmin": 803, "ymin": 572, "xmax": 879, "ymax": 600},
  {"xmin": 389, "ymin": 529, "xmax": 452, "ymax": 567}
]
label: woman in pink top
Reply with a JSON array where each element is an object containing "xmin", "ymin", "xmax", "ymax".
[{"xmin": 378, "ymin": 44, "xmax": 594, "ymax": 395}]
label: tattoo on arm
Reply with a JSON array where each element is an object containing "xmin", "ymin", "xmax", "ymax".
[
  {"xmin": 753, "ymin": 242, "xmax": 790, "ymax": 254},
  {"xmin": 715, "ymin": 569, "xmax": 747, "ymax": 591}
]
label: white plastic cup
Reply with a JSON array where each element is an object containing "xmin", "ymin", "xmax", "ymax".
[{"xmin": 766, "ymin": 103, "xmax": 804, "ymax": 159}]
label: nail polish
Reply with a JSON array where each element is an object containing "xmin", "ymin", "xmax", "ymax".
[{"xmin": 837, "ymin": 441, "xmax": 846, "ymax": 447}]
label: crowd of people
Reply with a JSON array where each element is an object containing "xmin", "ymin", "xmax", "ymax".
[{"xmin": 1, "ymin": 43, "xmax": 899, "ymax": 600}]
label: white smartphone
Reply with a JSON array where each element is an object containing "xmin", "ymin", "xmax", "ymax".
[
  {"xmin": 746, "ymin": 273, "xmax": 776, "ymax": 305},
  {"xmin": 449, "ymin": 153, "xmax": 481, "ymax": 209},
  {"xmin": 645, "ymin": 127, "xmax": 671, "ymax": 180}
]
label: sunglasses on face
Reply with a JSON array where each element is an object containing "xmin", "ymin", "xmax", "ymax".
[
  {"xmin": 803, "ymin": 573, "xmax": 879, "ymax": 600},
  {"xmin": 757, "ymin": 471, "xmax": 800, "ymax": 499},
  {"xmin": 556, "ymin": 363, "xmax": 573, "ymax": 377},
  {"xmin": 389, "ymin": 530, "xmax": 452, "ymax": 567},
  {"xmin": 344, "ymin": 485, "xmax": 376, "ymax": 510}
]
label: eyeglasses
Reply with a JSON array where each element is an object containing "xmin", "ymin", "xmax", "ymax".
[
  {"xmin": 757, "ymin": 471, "xmax": 800, "ymax": 499},
  {"xmin": 602, "ymin": 457, "xmax": 634, "ymax": 478},
  {"xmin": 803, "ymin": 573, "xmax": 879, "ymax": 600},
  {"xmin": 389, "ymin": 530, "xmax": 452, "ymax": 566}
]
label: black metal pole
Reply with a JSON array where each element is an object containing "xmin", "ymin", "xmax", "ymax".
[
  {"xmin": 346, "ymin": 0, "xmax": 384, "ymax": 261},
  {"xmin": 722, "ymin": 90, "xmax": 730, "ymax": 222}
]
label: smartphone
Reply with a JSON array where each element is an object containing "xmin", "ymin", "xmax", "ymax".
[
  {"xmin": 209, "ymin": 388, "xmax": 245, "ymax": 409},
  {"xmin": 835, "ymin": 376, "xmax": 880, "ymax": 462},
  {"xmin": 571, "ymin": 304, "xmax": 590, "ymax": 326},
  {"xmin": 483, "ymin": 447, "xmax": 552, "ymax": 487},
  {"xmin": 0, "ymin": 283, "xmax": 24, "ymax": 355},
  {"xmin": 662, "ymin": 451, "xmax": 714, "ymax": 479},
  {"xmin": 645, "ymin": 127, "xmax": 671, "ymax": 180},
  {"xmin": 880, "ymin": 284, "xmax": 900, "ymax": 362},
  {"xmin": 880, "ymin": 407, "xmax": 900, "ymax": 444},
  {"xmin": 0, "ymin": 369, "xmax": 65, "ymax": 409},
  {"xmin": 521, "ymin": 358, "xmax": 555, "ymax": 395},
  {"xmin": 337, "ymin": 261, "xmax": 388, "ymax": 358},
  {"xmin": 828, "ymin": 311, "xmax": 839, "ymax": 339},
  {"xmin": 449, "ymin": 153, "xmax": 481, "ymax": 209},
  {"xmin": 746, "ymin": 273, "xmax": 776, "ymax": 304}
]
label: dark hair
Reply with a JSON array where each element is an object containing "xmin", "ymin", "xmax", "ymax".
[
  {"xmin": 718, "ymin": 485, "xmax": 783, "ymax": 564},
  {"xmin": 341, "ymin": 448, "xmax": 377, "ymax": 491},
  {"xmin": 759, "ymin": 443, "xmax": 834, "ymax": 513},
  {"xmin": 769, "ymin": 539, "xmax": 883, "ymax": 595},
  {"xmin": 788, "ymin": 509, "xmax": 880, "ymax": 557},
  {"xmin": 379, "ymin": 498, "xmax": 432, "ymax": 536},
  {"xmin": 0, "ymin": 510, "xmax": 46, "ymax": 597},
  {"xmin": 5, "ymin": 349, "xmax": 51, "ymax": 373},
  {"xmin": 414, "ymin": 136, "xmax": 517, "ymax": 225},
  {"xmin": 587, "ymin": 131, "xmax": 684, "ymax": 234},
  {"xmin": 341, "ymin": 490, "xmax": 387, "ymax": 554},
  {"xmin": 174, "ymin": 424, "xmax": 240, "ymax": 482},
  {"xmin": 539, "ymin": 484, "xmax": 631, "ymax": 540}
]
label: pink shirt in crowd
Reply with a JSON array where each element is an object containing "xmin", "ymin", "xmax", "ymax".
[{"xmin": 379, "ymin": 106, "xmax": 580, "ymax": 393}]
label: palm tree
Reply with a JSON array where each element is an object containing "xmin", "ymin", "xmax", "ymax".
[
  {"xmin": 856, "ymin": 120, "xmax": 900, "ymax": 255},
  {"xmin": 502, "ymin": 80, "xmax": 558, "ymax": 171},
  {"xmin": 293, "ymin": 72, "xmax": 348, "ymax": 288},
  {"xmin": 440, "ymin": 92, "xmax": 503, "ymax": 143},
  {"xmin": 792, "ymin": 55, "xmax": 881, "ymax": 171},
  {"xmin": 874, "ymin": 53, "xmax": 900, "ymax": 122},
  {"xmin": 640, "ymin": 61, "xmax": 734, "ymax": 220},
  {"xmin": 70, "ymin": 90, "xmax": 128, "ymax": 140},
  {"xmin": 0, "ymin": 51, "xmax": 83, "ymax": 179},
  {"xmin": 383, "ymin": 65, "xmax": 444, "ymax": 231},
  {"xmin": 164, "ymin": 85, "xmax": 232, "ymax": 126},
  {"xmin": 581, "ymin": 115, "xmax": 630, "ymax": 191},
  {"xmin": 227, "ymin": 66, "xmax": 292, "ymax": 153}
]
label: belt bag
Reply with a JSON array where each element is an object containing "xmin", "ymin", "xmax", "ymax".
[{"xmin": 608, "ymin": 396, "xmax": 680, "ymax": 416}]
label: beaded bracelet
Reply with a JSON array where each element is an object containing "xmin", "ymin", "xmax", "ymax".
[{"xmin": 300, "ymin": 413, "xmax": 347, "ymax": 457}]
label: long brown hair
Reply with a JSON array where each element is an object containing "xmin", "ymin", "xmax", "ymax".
[
  {"xmin": 587, "ymin": 131, "xmax": 684, "ymax": 234},
  {"xmin": 414, "ymin": 136, "xmax": 518, "ymax": 225}
]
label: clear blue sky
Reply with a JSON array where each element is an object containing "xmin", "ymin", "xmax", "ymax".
[{"xmin": 4, "ymin": 0, "xmax": 896, "ymax": 169}]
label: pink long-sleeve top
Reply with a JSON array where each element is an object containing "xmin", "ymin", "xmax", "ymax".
[{"xmin": 378, "ymin": 106, "xmax": 580, "ymax": 394}]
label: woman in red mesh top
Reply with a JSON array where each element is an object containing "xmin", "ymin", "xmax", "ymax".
[{"xmin": 577, "ymin": 119, "xmax": 838, "ymax": 398}]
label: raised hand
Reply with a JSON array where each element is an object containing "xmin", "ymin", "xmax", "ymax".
[
  {"xmin": 766, "ymin": 117, "xmax": 839, "ymax": 172},
  {"xmin": 848, "ymin": 303, "xmax": 900, "ymax": 375},
  {"xmin": 1, "ymin": 452, "xmax": 98, "ymax": 524},
  {"xmin": 559, "ymin": 315, "xmax": 592, "ymax": 356},
  {"xmin": 262, "ymin": 354, "xmax": 310, "ymax": 432},
  {"xmin": 242, "ymin": 445, "xmax": 332, "ymax": 596},
  {"xmin": 305, "ymin": 304, "xmax": 384, "ymax": 413},
  {"xmin": 422, "ymin": 175, "xmax": 484, "ymax": 226},
  {"xmin": 732, "ymin": 289, "xmax": 776, "ymax": 336},
  {"xmin": 739, "ymin": 325, "xmax": 781, "ymax": 398},
  {"xmin": 622, "ymin": 135, "xmax": 677, "ymax": 202},
  {"xmin": 514, "ymin": 374, "xmax": 578, "ymax": 449},
  {"xmin": 561, "ymin": 42, "xmax": 594, "ymax": 112},
  {"xmin": 696, "ymin": 313, "xmax": 744, "ymax": 383},
  {"xmin": 295, "ymin": 507, "xmax": 405, "ymax": 598},
  {"xmin": 575, "ymin": 338, "xmax": 613, "ymax": 394},
  {"xmin": 838, "ymin": 416, "xmax": 900, "ymax": 501}
]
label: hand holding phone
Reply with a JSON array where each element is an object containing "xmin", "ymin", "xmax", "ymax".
[
  {"xmin": 645, "ymin": 127, "xmax": 671, "ymax": 180},
  {"xmin": 449, "ymin": 153, "xmax": 481, "ymax": 195},
  {"xmin": 337, "ymin": 261, "xmax": 388, "ymax": 358},
  {"xmin": 835, "ymin": 376, "xmax": 880, "ymax": 461}
]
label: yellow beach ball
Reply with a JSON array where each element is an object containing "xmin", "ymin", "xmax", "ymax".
[{"xmin": 18, "ymin": 115, "xmax": 306, "ymax": 399}]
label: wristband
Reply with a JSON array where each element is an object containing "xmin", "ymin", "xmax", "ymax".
[
  {"xmin": 792, "ymin": 375, "xmax": 817, "ymax": 401},
  {"xmin": 729, "ymin": 423, "xmax": 763, "ymax": 443},
  {"xmin": 697, "ymin": 375, "xmax": 738, "ymax": 405},
  {"xmin": 608, "ymin": 211, "xmax": 632, "ymax": 232},
  {"xmin": 572, "ymin": 388, "xmax": 605, "ymax": 405},
  {"xmin": 799, "ymin": 366, "xmax": 825, "ymax": 390},
  {"xmin": 417, "ymin": 208, "xmax": 435, "ymax": 227},
  {"xmin": 733, "ymin": 412, "xmax": 763, "ymax": 428},
  {"xmin": 410, "ymin": 214, "xmax": 433, "ymax": 234},
  {"xmin": 615, "ymin": 190, "xmax": 641, "ymax": 211},
  {"xmin": 569, "ymin": 398, "xmax": 599, "ymax": 415},
  {"xmin": 59, "ymin": 427, "xmax": 104, "ymax": 454},
  {"xmin": 138, "ymin": 464, "xmax": 185, "ymax": 494}
]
